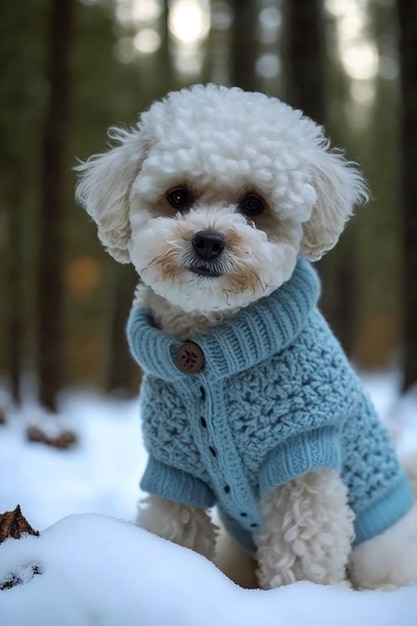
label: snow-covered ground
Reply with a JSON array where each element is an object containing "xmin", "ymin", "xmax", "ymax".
[{"xmin": 1, "ymin": 373, "xmax": 417, "ymax": 625}]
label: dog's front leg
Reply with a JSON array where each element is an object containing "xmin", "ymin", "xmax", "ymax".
[
  {"xmin": 136, "ymin": 495, "xmax": 218, "ymax": 560},
  {"xmin": 255, "ymin": 469, "xmax": 354, "ymax": 588}
]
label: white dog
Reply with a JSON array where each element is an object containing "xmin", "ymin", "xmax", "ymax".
[{"xmin": 76, "ymin": 84, "xmax": 417, "ymax": 590}]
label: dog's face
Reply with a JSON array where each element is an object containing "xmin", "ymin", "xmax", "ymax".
[{"xmin": 76, "ymin": 85, "xmax": 367, "ymax": 313}]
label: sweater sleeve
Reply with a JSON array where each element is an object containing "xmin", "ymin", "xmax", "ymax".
[
  {"xmin": 140, "ymin": 456, "xmax": 216, "ymax": 509},
  {"xmin": 259, "ymin": 425, "xmax": 342, "ymax": 499}
]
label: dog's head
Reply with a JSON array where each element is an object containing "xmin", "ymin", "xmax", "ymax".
[{"xmin": 76, "ymin": 84, "xmax": 367, "ymax": 313}]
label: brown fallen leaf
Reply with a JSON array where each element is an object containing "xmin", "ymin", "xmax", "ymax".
[
  {"xmin": 0, "ymin": 505, "xmax": 39, "ymax": 544},
  {"xmin": 0, "ymin": 506, "xmax": 41, "ymax": 591}
]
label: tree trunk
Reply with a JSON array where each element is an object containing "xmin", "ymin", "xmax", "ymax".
[
  {"xmin": 7, "ymin": 169, "xmax": 24, "ymax": 405},
  {"xmin": 38, "ymin": 0, "xmax": 73, "ymax": 411},
  {"xmin": 159, "ymin": 0, "xmax": 174, "ymax": 88},
  {"xmin": 398, "ymin": 0, "xmax": 417, "ymax": 390},
  {"xmin": 230, "ymin": 0, "xmax": 257, "ymax": 91},
  {"xmin": 1, "ymin": 0, "xmax": 43, "ymax": 405},
  {"xmin": 284, "ymin": 0, "xmax": 325, "ymax": 125}
]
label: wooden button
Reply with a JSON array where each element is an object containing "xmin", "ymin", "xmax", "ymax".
[{"xmin": 176, "ymin": 342, "xmax": 204, "ymax": 374}]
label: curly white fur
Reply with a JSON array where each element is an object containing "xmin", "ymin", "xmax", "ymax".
[
  {"xmin": 75, "ymin": 84, "xmax": 368, "ymax": 315},
  {"xmin": 129, "ymin": 205, "xmax": 299, "ymax": 313},
  {"xmin": 137, "ymin": 495, "xmax": 219, "ymax": 560},
  {"xmin": 75, "ymin": 128, "xmax": 148, "ymax": 263},
  {"xmin": 77, "ymin": 85, "xmax": 417, "ymax": 592},
  {"xmin": 256, "ymin": 469, "xmax": 355, "ymax": 588}
]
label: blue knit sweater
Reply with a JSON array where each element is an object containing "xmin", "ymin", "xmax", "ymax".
[{"xmin": 127, "ymin": 259, "xmax": 413, "ymax": 553}]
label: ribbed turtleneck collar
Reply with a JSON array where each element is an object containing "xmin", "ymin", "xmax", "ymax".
[{"xmin": 127, "ymin": 258, "xmax": 320, "ymax": 382}]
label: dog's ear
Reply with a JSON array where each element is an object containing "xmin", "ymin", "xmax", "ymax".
[
  {"xmin": 75, "ymin": 127, "xmax": 146, "ymax": 263},
  {"xmin": 302, "ymin": 142, "xmax": 369, "ymax": 261}
]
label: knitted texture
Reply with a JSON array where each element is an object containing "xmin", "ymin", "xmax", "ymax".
[{"xmin": 127, "ymin": 258, "xmax": 413, "ymax": 553}]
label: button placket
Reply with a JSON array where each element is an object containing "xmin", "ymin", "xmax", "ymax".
[
  {"xmin": 192, "ymin": 377, "xmax": 220, "ymax": 487},
  {"xmin": 199, "ymin": 386, "xmax": 263, "ymax": 532},
  {"xmin": 185, "ymin": 369, "xmax": 262, "ymax": 533}
]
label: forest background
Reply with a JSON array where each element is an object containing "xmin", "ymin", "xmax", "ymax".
[{"xmin": 0, "ymin": 0, "xmax": 416, "ymax": 415}]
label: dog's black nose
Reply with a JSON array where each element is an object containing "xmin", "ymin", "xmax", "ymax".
[{"xmin": 192, "ymin": 231, "xmax": 225, "ymax": 261}]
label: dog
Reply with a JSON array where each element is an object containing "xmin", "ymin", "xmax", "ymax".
[{"xmin": 76, "ymin": 84, "xmax": 417, "ymax": 590}]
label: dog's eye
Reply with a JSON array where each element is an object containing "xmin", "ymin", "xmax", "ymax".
[
  {"xmin": 239, "ymin": 194, "xmax": 265, "ymax": 217},
  {"xmin": 166, "ymin": 187, "xmax": 192, "ymax": 210}
]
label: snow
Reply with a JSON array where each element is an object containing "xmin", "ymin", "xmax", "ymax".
[
  {"xmin": 1, "ymin": 374, "xmax": 417, "ymax": 626},
  {"xmin": 0, "ymin": 393, "xmax": 145, "ymax": 529},
  {"xmin": 2, "ymin": 514, "xmax": 417, "ymax": 626}
]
